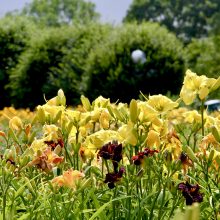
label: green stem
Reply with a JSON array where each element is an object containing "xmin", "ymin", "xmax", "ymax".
[
  {"xmin": 113, "ymin": 187, "xmax": 117, "ymax": 220},
  {"xmin": 64, "ymin": 142, "xmax": 74, "ymax": 167},
  {"xmin": 158, "ymin": 184, "xmax": 167, "ymax": 220},
  {"xmin": 3, "ymin": 194, "xmax": 6, "ymax": 220},
  {"xmin": 201, "ymin": 100, "xmax": 205, "ymax": 136},
  {"xmin": 205, "ymin": 163, "xmax": 218, "ymax": 220},
  {"xmin": 104, "ymin": 159, "xmax": 110, "ymax": 173}
]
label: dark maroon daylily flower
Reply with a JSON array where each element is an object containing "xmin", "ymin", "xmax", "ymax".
[
  {"xmin": 98, "ymin": 141, "xmax": 123, "ymax": 172},
  {"xmin": 44, "ymin": 138, "xmax": 64, "ymax": 150},
  {"xmin": 179, "ymin": 152, "xmax": 193, "ymax": 175},
  {"xmin": 178, "ymin": 182, "xmax": 203, "ymax": 205},
  {"xmin": 132, "ymin": 148, "xmax": 159, "ymax": 165},
  {"xmin": 104, "ymin": 167, "xmax": 125, "ymax": 189}
]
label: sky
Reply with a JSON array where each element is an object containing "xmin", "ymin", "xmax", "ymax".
[{"xmin": 0, "ymin": 0, "xmax": 133, "ymax": 24}]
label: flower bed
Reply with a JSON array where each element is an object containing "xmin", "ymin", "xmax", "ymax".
[{"xmin": 0, "ymin": 69, "xmax": 220, "ymax": 219}]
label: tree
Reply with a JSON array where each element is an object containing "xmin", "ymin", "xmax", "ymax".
[
  {"xmin": 10, "ymin": 0, "xmax": 99, "ymax": 27},
  {"xmin": 124, "ymin": 0, "xmax": 220, "ymax": 42},
  {"xmin": 8, "ymin": 24, "xmax": 111, "ymax": 109},
  {"xmin": 0, "ymin": 16, "xmax": 35, "ymax": 109},
  {"xmin": 82, "ymin": 22, "xmax": 185, "ymax": 103}
]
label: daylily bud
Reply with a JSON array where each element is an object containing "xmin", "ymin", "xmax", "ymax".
[
  {"xmin": 208, "ymin": 149, "xmax": 215, "ymax": 165},
  {"xmin": 186, "ymin": 146, "xmax": 198, "ymax": 162},
  {"xmin": 53, "ymin": 110, "xmax": 62, "ymax": 123},
  {"xmin": 80, "ymin": 95, "xmax": 91, "ymax": 111},
  {"xmin": 57, "ymin": 89, "xmax": 66, "ymax": 106},
  {"xmin": 66, "ymin": 121, "xmax": 74, "ymax": 134},
  {"xmin": 20, "ymin": 155, "xmax": 30, "ymax": 167},
  {"xmin": 211, "ymin": 126, "xmax": 220, "ymax": 142},
  {"xmin": 130, "ymin": 99, "xmax": 138, "ymax": 123},
  {"xmin": 25, "ymin": 124, "xmax": 32, "ymax": 136},
  {"xmin": 36, "ymin": 106, "xmax": 46, "ymax": 124}
]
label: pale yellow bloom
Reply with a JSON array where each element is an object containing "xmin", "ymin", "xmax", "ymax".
[
  {"xmin": 79, "ymin": 146, "xmax": 94, "ymax": 162},
  {"xmin": 36, "ymin": 104, "xmax": 64, "ymax": 123},
  {"xmin": 90, "ymin": 108, "xmax": 102, "ymax": 122},
  {"xmin": 99, "ymin": 109, "xmax": 111, "ymax": 129},
  {"xmin": 30, "ymin": 139, "xmax": 48, "ymax": 152},
  {"xmin": 204, "ymin": 116, "xmax": 220, "ymax": 132},
  {"xmin": 9, "ymin": 116, "xmax": 23, "ymax": 131},
  {"xmin": 146, "ymin": 94, "xmax": 179, "ymax": 114},
  {"xmin": 167, "ymin": 107, "xmax": 189, "ymax": 125},
  {"xmin": 93, "ymin": 96, "xmax": 110, "ymax": 108},
  {"xmin": 137, "ymin": 101, "xmax": 158, "ymax": 124},
  {"xmin": 180, "ymin": 69, "xmax": 219, "ymax": 105},
  {"xmin": 146, "ymin": 130, "xmax": 161, "ymax": 148},
  {"xmin": 83, "ymin": 130, "xmax": 120, "ymax": 149},
  {"xmin": 118, "ymin": 121, "xmax": 138, "ymax": 146},
  {"xmin": 183, "ymin": 110, "xmax": 201, "ymax": 124},
  {"xmin": 46, "ymin": 89, "xmax": 66, "ymax": 106},
  {"xmin": 43, "ymin": 124, "xmax": 60, "ymax": 141},
  {"xmin": 65, "ymin": 109, "xmax": 81, "ymax": 122}
]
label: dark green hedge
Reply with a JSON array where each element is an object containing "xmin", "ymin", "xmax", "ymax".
[
  {"xmin": 8, "ymin": 23, "xmax": 111, "ymax": 109},
  {"xmin": 4, "ymin": 20, "xmax": 187, "ymax": 109},
  {"xmin": 0, "ymin": 16, "xmax": 35, "ymax": 109},
  {"xmin": 82, "ymin": 22, "xmax": 185, "ymax": 103}
]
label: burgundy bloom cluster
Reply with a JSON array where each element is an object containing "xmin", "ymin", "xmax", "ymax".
[
  {"xmin": 178, "ymin": 182, "xmax": 203, "ymax": 205},
  {"xmin": 44, "ymin": 138, "xmax": 64, "ymax": 150},
  {"xmin": 132, "ymin": 148, "xmax": 159, "ymax": 165},
  {"xmin": 97, "ymin": 141, "xmax": 122, "ymax": 172},
  {"xmin": 104, "ymin": 167, "xmax": 125, "ymax": 189},
  {"xmin": 98, "ymin": 141, "xmax": 124, "ymax": 189}
]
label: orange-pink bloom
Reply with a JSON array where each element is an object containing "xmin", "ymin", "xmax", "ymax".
[{"xmin": 52, "ymin": 169, "xmax": 85, "ymax": 189}]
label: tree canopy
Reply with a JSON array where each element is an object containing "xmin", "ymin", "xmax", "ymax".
[
  {"xmin": 124, "ymin": 0, "xmax": 220, "ymax": 42},
  {"xmin": 10, "ymin": 0, "xmax": 99, "ymax": 27}
]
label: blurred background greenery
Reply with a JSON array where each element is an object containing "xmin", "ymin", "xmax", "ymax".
[{"xmin": 0, "ymin": 0, "xmax": 220, "ymax": 109}]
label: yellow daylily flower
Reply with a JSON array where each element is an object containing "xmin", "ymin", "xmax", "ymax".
[
  {"xmin": 83, "ymin": 130, "xmax": 120, "ymax": 149},
  {"xmin": 118, "ymin": 121, "xmax": 138, "ymax": 146},
  {"xmin": 93, "ymin": 96, "xmax": 110, "ymax": 108},
  {"xmin": 137, "ymin": 101, "xmax": 158, "ymax": 123},
  {"xmin": 30, "ymin": 139, "xmax": 48, "ymax": 152},
  {"xmin": 146, "ymin": 130, "xmax": 161, "ymax": 148},
  {"xmin": 43, "ymin": 124, "xmax": 60, "ymax": 141},
  {"xmin": 180, "ymin": 69, "xmax": 218, "ymax": 105},
  {"xmin": 146, "ymin": 94, "xmax": 179, "ymax": 114},
  {"xmin": 9, "ymin": 116, "xmax": 23, "ymax": 131},
  {"xmin": 183, "ymin": 110, "xmax": 201, "ymax": 124},
  {"xmin": 99, "ymin": 109, "xmax": 111, "ymax": 129}
]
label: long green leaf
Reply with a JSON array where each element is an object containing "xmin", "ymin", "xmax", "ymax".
[{"xmin": 89, "ymin": 196, "xmax": 131, "ymax": 220}]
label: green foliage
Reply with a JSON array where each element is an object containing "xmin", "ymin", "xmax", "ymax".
[
  {"xmin": 82, "ymin": 22, "xmax": 185, "ymax": 103},
  {"xmin": 45, "ymin": 24, "xmax": 112, "ymax": 106},
  {"xmin": 13, "ymin": 0, "xmax": 99, "ymax": 27},
  {"xmin": 0, "ymin": 16, "xmax": 35, "ymax": 109},
  {"xmin": 124, "ymin": 0, "xmax": 220, "ymax": 42},
  {"xmin": 8, "ymin": 23, "xmax": 111, "ymax": 109}
]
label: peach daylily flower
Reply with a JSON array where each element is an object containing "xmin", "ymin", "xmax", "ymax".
[{"xmin": 52, "ymin": 169, "xmax": 85, "ymax": 189}]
